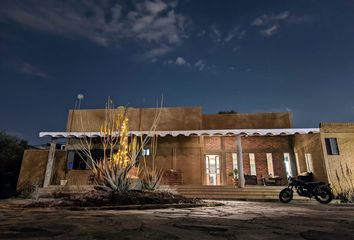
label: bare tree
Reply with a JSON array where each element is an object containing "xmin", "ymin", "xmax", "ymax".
[{"xmin": 139, "ymin": 134, "xmax": 164, "ymax": 190}]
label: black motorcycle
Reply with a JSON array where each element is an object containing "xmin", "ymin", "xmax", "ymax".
[{"xmin": 279, "ymin": 173, "xmax": 333, "ymax": 204}]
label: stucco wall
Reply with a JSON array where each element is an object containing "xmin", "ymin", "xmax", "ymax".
[
  {"xmin": 51, "ymin": 151, "xmax": 68, "ymax": 185},
  {"xmin": 320, "ymin": 123, "xmax": 354, "ymax": 195},
  {"xmin": 202, "ymin": 112, "xmax": 292, "ymax": 129},
  {"xmin": 66, "ymin": 107, "xmax": 203, "ymax": 132},
  {"xmin": 17, "ymin": 150, "xmax": 48, "ymax": 190},
  {"xmin": 66, "ymin": 107, "xmax": 291, "ymax": 132},
  {"xmin": 17, "ymin": 150, "xmax": 67, "ymax": 190},
  {"xmin": 153, "ymin": 136, "xmax": 202, "ymax": 185},
  {"xmin": 293, "ymin": 133, "xmax": 328, "ymax": 182}
]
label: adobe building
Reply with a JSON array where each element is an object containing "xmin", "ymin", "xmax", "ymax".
[{"xmin": 17, "ymin": 106, "xmax": 354, "ymax": 195}]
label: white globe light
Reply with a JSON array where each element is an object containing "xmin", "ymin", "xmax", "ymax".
[{"xmin": 77, "ymin": 94, "xmax": 84, "ymax": 100}]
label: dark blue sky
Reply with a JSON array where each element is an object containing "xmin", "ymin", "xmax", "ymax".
[{"xmin": 1, "ymin": 0, "xmax": 354, "ymax": 144}]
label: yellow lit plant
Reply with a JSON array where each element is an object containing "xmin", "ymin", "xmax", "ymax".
[{"xmin": 78, "ymin": 97, "xmax": 161, "ymax": 192}]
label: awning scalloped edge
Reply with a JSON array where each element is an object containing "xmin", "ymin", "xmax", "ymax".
[{"xmin": 39, "ymin": 128, "xmax": 320, "ymax": 138}]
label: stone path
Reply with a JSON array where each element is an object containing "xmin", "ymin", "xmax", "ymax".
[{"xmin": 0, "ymin": 200, "xmax": 353, "ymax": 239}]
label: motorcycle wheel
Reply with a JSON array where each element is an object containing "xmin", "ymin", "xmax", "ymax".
[
  {"xmin": 279, "ymin": 188, "xmax": 293, "ymax": 203},
  {"xmin": 314, "ymin": 187, "xmax": 333, "ymax": 204}
]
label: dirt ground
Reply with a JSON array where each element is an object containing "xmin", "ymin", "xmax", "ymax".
[{"xmin": 0, "ymin": 199, "xmax": 353, "ymax": 240}]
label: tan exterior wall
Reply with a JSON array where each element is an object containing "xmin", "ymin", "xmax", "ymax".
[
  {"xmin": 320, "ymin": 123, "xmax": 354, "ymax": 195},
  {"xmin": 66, "ymin": 107, "xmax": 203, "ymax": 132},
  {"xmin": 202, "ymin": 112, "xmax": 291, "ymax": 129},
  {"xmin": 51, "ymin": 151, "xmax": 68, "ymax": 185},
  {"xmin": 293, "ymin": 134, "xmax": 328, "ymax": 182},
  {"xmin": 17, "ymin": 150, "xmax": 67, "ymax": 190},
  {"xmin": 17, "ymin": 150, "xmax": 49, "ymax": 190},
  {"xmin": 153, "ymin": 136, "xmax": 203, "ymax": 185},
  {"xmin": 66, "ymin": 106, "xmax": 291, "ymax": 132}
]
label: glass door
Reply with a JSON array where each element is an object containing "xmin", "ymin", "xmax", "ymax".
[{"xmin": 205, "ymin": 155, "xmax": 221, "ymax": 185}]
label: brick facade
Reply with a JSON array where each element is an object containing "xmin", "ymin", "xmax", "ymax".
[
  {"xmin": 152, "ymin": 135, "xmax": 291, "ymax": 185},
  {"xmin": 20, "ymin": 106, "xmax": 314, "ymax": 188}
]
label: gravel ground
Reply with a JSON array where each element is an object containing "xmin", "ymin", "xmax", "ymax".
[{"xmin": 0, "ymin": 199, "xmax": 353, "ymax": 240}]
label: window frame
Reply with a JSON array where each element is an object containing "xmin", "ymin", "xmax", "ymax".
[
  {"xmin": 266, "ymin": 153, "xmax": 274, "ymax": 176},
  {"xmin": 249, "ymin": 153, "xmax": 256, "ymax": 176},
  {"xmin": 325, "ymin": 138, "xmax": 340, "ymax": 155}
]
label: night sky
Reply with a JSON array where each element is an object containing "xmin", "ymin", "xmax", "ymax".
[{"xmin": 1, "ymin": 0, "xmax": 354, "ymax": 144}]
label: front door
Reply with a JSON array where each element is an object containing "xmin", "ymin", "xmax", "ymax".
[{"xmin": 205, "ymin": 155, "xmax": 221, "ymax": 185}]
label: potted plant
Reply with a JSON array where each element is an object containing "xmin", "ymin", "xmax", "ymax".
[{"xmin": 228, "ymin": 168, "xmax": 239, "ymax": 186}]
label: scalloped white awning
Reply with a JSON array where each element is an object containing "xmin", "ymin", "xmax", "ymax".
[{"xmin": 39, "ymin": 128, "xmax": 319, "ymax": 138}]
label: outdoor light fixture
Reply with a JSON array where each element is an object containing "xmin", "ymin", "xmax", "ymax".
[{"xmin": 76, "ymin": 93, "xmax": 84, "ymax": 109}]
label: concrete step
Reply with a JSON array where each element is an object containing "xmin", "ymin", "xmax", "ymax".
[
  {"xmin": 160, "ymin": 185, "xmax": 300, "ymax": 201},
  {"xmin": 38, "ymin": 185, "xmax": 300, "ymax": 201},
  {"xmin": 176, "ymin": 189, "xmax": 284, "ymax": 193}
]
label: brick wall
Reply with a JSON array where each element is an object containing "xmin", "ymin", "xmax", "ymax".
[
  {"xmin": 204, "ymin": 137, "xmax": 221, "ymax": 151},
  {"xmin": 203, "ymin": 136, "xmax": 291, "ymax": 185}
]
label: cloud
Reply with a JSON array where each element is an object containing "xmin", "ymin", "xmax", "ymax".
[
  {"xmin": 252, "ymin": 11, "xmax": 309, "ymax": 37},
  {"xmin": 211, "ymin": 24, "xmax": 222, "ymax": 42},
  {"xmin": 167, "ymin": 58, "xmax": 207, "ymax": 71},
  {"xmin": 210, "ymin": 24, "xmax": 245, "ymax": 43},
  {"xmin": 0, "ymin": 0, "xmax": 185, "ymax": 56},
  {"xmin": 143, "ymin": 0, "xmax": 167, "ymax": 15},
  {"xmin": 19, "ymin": 62, "xmax": 47, "ymax": 78},
  {"xmin": 141, "ymin": 45, "xmax": 172, "ymax": 59},
  {"xmin": 224, "ymin": 27, "xmax": 245, "ymax": 42},
  {"xmin": 167, "ymin": 57, "xmax": 191, "ymax": 66},
  {"xmin": 224, "ymin": 32, "xmax": 234, "ymax": 42},
  {"xmin": 260, "ymin": 25, "xmax": 278, "ymax": 36},
  {"xmin": 175, "ymin": 57, "xmax": 188, "ymax": 65},
  {"xmin": 194, "ymin": 59, "xmax": 206, "ymax": 71},
  {"xmin": 252, "ymin": 11, "xmax": 289, "ymax": 27}
]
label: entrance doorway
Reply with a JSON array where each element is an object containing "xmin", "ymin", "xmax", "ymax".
[{"xmin": 205, "ymin": 155, "xmax": 221, "ymax": 185}]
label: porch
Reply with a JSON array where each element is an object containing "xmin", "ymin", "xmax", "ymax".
[{"xmin": 39, "ymin": 128, "xmax": 319, "ymax": 189}]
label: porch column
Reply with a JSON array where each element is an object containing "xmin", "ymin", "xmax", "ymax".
[
  {"xmin": 43, "ymin": 139, "xmax": 57, "ymax": 187},
  {"xmin": 289, "ymin": 136, "xmax": 298, "ymax": 177},
  {"xmin": 236, "ymin": 135, "xmax": 245, "ymax": 188}
]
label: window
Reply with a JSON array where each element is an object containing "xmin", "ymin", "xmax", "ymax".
[
  {"xmin": 283, "ymin": 153, "xmax": 292, "ymax": 177},
  {"xmin": 67, "ymin": 151, "xmax": 89, "ymax": 170},
  {"xmin": 325, "ymin": 138, "xmax": 339, "ymax": 155},
  {"xmin": 266, "ymin": 153, "xmax": 274, "ymax": 176},
  {"xmin": 305, "ymin": 153, "xmax": 313, "ymax": 172},
  {"xmin": 249, "ymin": 153, "xmax": 256, "ymax": 175},
  {"xmin": 142, "ymin": 148, "xmax": 150, "ymax": 156},
  {"xmin": 67, "ymin": 150, "xmax": 107, "ymax": 170},
  {"xmin": 232, "ymin": 153, "xmax": 238, "ymax": 177}
]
